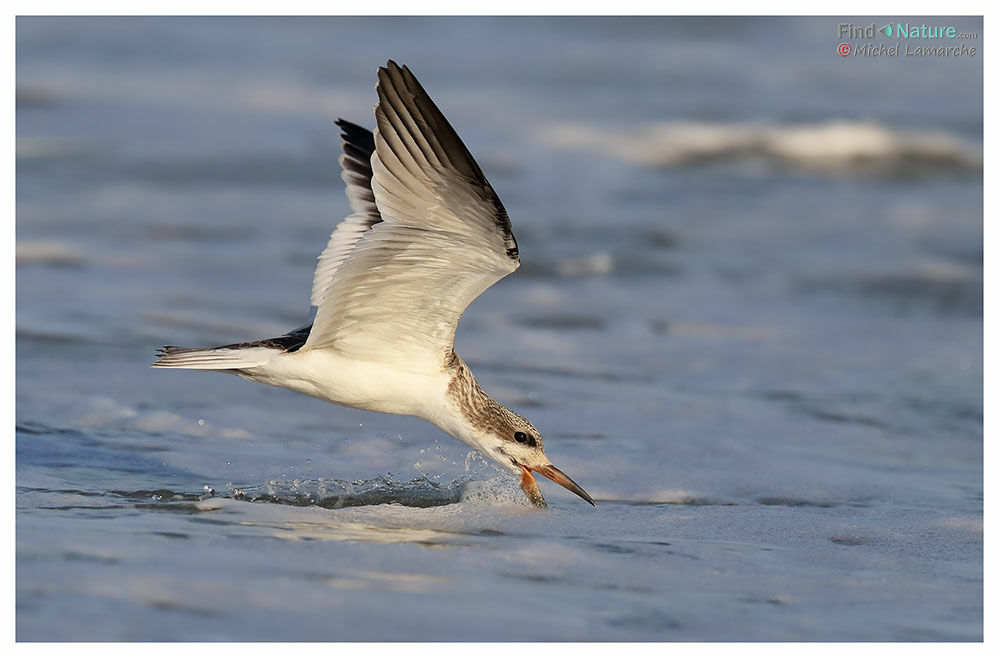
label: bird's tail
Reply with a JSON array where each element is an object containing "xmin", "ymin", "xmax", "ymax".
[
  {"xmin": 151, "ymin": 344, "xmax": 279, "ymax": 370},
  {"xmin": 153, "ymin": 324, "xmax": 311, "ymax": 370}
]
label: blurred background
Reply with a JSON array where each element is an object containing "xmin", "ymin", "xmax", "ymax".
[{"xmin": 16, "ymin": 16, "xmax": 982, "ymax": 641}]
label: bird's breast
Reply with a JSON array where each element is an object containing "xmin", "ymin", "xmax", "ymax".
[{"xmin": 245, "ymin": 349, "xmax": 450, "ymax": 417}]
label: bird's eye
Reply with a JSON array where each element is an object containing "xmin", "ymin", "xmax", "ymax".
[{"xmin": 514, "ymin": 431, "xmax": 529, "ymax": 443}]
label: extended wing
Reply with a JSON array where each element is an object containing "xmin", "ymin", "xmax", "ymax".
[
  {"xmin": 303, "ymin": 61, "xmax": 519, "ymax": 369},
  {"xmin": 310, "ymin": 119, "xmax": 383, "ymax": 309}
]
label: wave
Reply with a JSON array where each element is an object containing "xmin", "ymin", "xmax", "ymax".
[
  {"xmin": 16, "ymin": 136, "xmax": 102, "ymax": 161},
  {"xmin": 16, "ymin": 241, "xmax": 88, "ymax": 267},
  {"xmin": 83, "ymin": 473, "xmax": 541, "ymax": 510},
  {"xmin": 227, "ymin": 476, "xmax": 469, "ymax": 509},
  {"xmin": 541, "ymin": 119, "xmax": 982, "ymax": 176}
]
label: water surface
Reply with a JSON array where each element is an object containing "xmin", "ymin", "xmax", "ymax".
[{"xmin": 16, "ymin": 16, "xmax": 982, "ymax": 641}]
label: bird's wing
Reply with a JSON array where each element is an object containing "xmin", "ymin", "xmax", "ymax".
[
  {"xmin": 303, "ymin": 60, "xmax": 520, "ymax": 369},
  {"xmin": 310, "ymin": 119, "xmax": 382, "ymax": 309}
]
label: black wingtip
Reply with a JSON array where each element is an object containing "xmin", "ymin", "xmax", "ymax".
[
  {"xmin": 335, "ymin": 117, "xmax": 365, "ymax": 132},
  {"xmin": 335, "ymin": 118, "xmax": 375, "ymax": 158},
  {"xmin": 336, "ymin": 118, "xmax": 372, "ymax": 137}
]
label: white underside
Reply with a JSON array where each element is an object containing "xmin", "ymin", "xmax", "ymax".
[
  {"xmin": 237, "ymin": 348, "xmax": 448, "ymax": 417},
  {"xmin": 234, "ymin": 348, "xmax": 516, "ymax": 472}
]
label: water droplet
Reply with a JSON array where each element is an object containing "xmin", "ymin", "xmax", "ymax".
[{"xmin": 198, "ymin": 419, "xmax": 206, "ymax": 426}]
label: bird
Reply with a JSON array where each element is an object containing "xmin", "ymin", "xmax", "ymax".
[{"xmin": 152, "ymin": 60, "xmax": 594, "ymax": 509}]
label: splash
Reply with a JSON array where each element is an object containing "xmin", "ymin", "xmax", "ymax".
[{"xmin": 227, "ymin": 475, "xmax": 470, "ymax": 509}]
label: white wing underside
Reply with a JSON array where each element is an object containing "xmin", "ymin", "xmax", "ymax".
[
  {"xmin": 304, "ymin": 61, "xmax": 519, "ymax": 370},
  {"xmin": 311, "ymin": 121, "xmax": 381, "ymax": 309}
]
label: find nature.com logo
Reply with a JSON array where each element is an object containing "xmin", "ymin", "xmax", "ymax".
[{"xmin": 837, "ymin": 21, "xmax": 978, "ymax": 58}]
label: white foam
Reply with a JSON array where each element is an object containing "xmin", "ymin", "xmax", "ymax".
[
  {"xmin": 541, "ymin": 119, "xmax": 982, "ymax": 174},
  {"xmin": 16, "ymin": 241, "xmax": 88, "ymax": 267}
]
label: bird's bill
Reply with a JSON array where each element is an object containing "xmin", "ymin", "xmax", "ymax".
[{"xmin": 523, "ymin": 463, "xmax": 596, "ymax": 506}]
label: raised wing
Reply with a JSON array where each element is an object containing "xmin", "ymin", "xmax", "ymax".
[
  {"xmin": 303, "ymin": 61, "xmax": 519, "ymax": 368},
  {"xmin": 310, "ymin": 119, "xmax": 382, "ymax": 309}
]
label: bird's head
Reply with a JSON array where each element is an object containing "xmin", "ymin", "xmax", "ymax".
[
  {"xmin": 441, "ymin": 356, "xmax": 595, "ymax": 507},
  {"xmin": 474, "ymin": 412, "xmax": 595, "ymax": 508}
]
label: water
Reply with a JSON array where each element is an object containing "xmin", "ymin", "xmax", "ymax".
[{"xmin": 15, "ymin": 16, "xmax": 982, "ymax": 641}]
